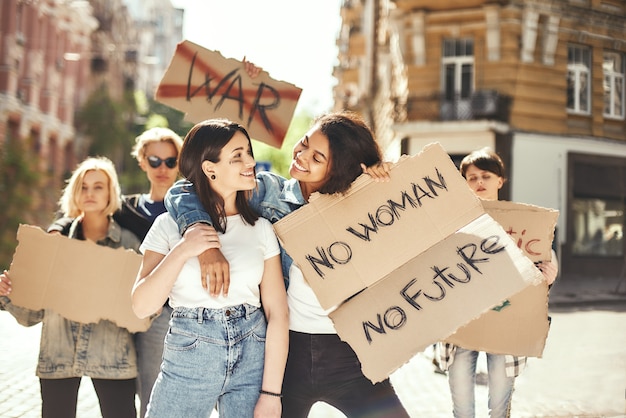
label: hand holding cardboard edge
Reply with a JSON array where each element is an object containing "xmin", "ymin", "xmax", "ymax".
[
  {"xmin": 155, "ymin": 39, "xmax": 302, "ymax": 149},
  {"xmin": 7, "ymin": 224, "xmax": 150, "ymax": 332}
]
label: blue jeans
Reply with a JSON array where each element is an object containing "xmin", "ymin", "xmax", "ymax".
[
  {"xmin": 282, "ymin": 331, "xmax": 409, "ymax": 418},
  {"xmin": 135, "ymin": 304, "xmax": 173, "ymax": 418},
  {"xmin": 447, "ymin": 348, "xmax": 515, "ymax": 418},
  {"xmin": 145, "ymin": 304, "xmax": 266, "ymax": 418}
]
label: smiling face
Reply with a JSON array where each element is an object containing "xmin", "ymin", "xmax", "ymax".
[
  {"xmin": 464, "ymin": 164, "xmax": 503, "ymax": 200},
  {"xmin": 78, "ymin": 170, "xmax": 110, "ymax": 214},
  {"xmin": 289, "ymin": 125, "xmax": 331, "ymax": 196},
  {"xmin": 204, "ymin": 131, "xmax": 256, "ymax": 197}
]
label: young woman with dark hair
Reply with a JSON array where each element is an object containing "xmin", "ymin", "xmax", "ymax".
[
  {"xmin": 132, "ymin": 119, "xmax": 288, "ymax": 418},
  {"xmin": 164, "ymin": 111, "xmax": 409, "ymax": 418}
]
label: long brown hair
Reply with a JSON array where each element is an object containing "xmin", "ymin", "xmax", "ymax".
[{"xmin": 178, "ymin": 119, "xmax": 258, "ymax": 233}]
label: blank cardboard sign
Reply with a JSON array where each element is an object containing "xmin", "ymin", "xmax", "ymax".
[{"xmin": 7, "ymin": 225, "xmax": 149, "ymax": 332}]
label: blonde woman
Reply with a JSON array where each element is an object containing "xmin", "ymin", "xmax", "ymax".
[
  {"xmin": 0, "ymin": 156, "xmax": 140, "ymax": 418},
  {"xmin": 49, "ymin": 127, "xmax": 186, "ymax": 417}
]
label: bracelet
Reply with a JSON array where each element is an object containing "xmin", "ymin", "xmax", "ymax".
[{"xmin": 259, "ymin": 389, "xmax": 283, "ymax": 398}]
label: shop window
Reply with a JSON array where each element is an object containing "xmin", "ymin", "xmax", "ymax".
[
  {"xmin": 571, "ymin": 198, "xmax": 623, "ymax": 256},
  {"xmin": 570, "ymin": 154, "xmax": 625, "ymax": 257}
]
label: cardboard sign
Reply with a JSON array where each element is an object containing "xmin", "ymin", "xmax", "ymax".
[
  {"xmin": 444, "ymin": 200, "xmax": 559, "ymax": 357},
  {"xmin": 274, "ymin": 143, "xmax": 485, "ymax": 310},
  {"xmin": 7, "ymin": 225, "xmax": 149, "ymax": 332},
  {"xmin": 273, "ymin": 143, "xmax": 544, "ymax": 382},
  {"xmin": 329, "ymin": 214, "xmax": 543, "ymax": 382},
  {"xmin": 155, "ymin": 40, "xmax": 302, "ymax": 148}
]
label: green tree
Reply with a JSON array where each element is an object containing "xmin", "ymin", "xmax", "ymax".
[
  {"xmin": 0, "ymin": 137, "xmax": 44, "ymax": 268},
  {"xmin": 252, "ymin": 111, "xmax": 314, "ymax": 177}
]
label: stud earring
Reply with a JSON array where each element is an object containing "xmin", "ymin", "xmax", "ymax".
[{"xmin": 210, "ymin": 174, "xmax": 216, "ymax": 180}]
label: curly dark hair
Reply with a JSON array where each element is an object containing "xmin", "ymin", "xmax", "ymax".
[{"xmin": 314, "ymin": 111, "xmax": 383, "ymax": 195}]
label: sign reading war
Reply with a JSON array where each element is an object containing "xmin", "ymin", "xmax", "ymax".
[
  {"xmin": 273, "ymin": 143, "xmax": 545, "ymax": 383},
  {"xmin": 155, "ymin": 40, "xmax": 302, "ymax": 148}
]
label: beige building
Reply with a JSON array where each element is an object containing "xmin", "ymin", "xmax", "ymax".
[
  {"xmin": 0, "ymin": 0, "xmax": 137, "ymax": 187},
  {"xmin": 0, "ymin": 0, "xmax": 184, "ymax": 225},
  {"xmin": 334, "ymin": 0, "xmax": 626, "ymax": 278}
]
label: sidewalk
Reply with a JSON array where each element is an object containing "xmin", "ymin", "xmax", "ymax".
[
  {"xmin": 548, "ymin": 274, "xmax": 626, "ymax": 307},
  {"xmin": 1, "ymin": 274, "xmax": 624, "ymax": 418}
]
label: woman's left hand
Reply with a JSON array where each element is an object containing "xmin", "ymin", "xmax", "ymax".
[
  {"xmin": 537, "ymin": 259, "xmax": 558, "ymax": 285},
  {"xmin": 243, "ymin": 56, "xmax": 262, "ymax": 78},
  {"xmin": 362, "ymin": 161, "xmax": 393, "ymax": 182},
  {"xmin": 253, "ymin": 394, "xmax": 281, "ymax": 418},
  {"xmin": 0, "ymin": 270, "xmax": 12, "ymax": 296}
]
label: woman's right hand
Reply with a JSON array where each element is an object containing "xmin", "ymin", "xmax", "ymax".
[
  {"xmin": 179, "ymin": 223, "xmax": 221, "ymax": 259},
  {"xmin": 0, "ymin": 270, "xmax": 12, "ymax": 296}
]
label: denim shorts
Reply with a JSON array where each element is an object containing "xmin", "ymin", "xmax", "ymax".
[{"xmin": 146, "ymin": 304, "xmax": 266, "ymax": 418}]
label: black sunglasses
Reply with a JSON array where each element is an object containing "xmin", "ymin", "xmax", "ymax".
[{"xmin": 147, "ymin": 156, "xmax": 177, "ymax": 169}]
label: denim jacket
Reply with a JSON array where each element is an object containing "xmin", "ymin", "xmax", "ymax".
[
  {"xmin": 0, "ymin": 218, "xmax": 140, "ymax": 379},
  {"xmin": 165, "ymin": 171, "xmax": 306, "ymax": 283}
]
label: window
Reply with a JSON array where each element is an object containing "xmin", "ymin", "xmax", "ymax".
[
  {"xmin": 567, "ymin": 45, "xmax": 591, "ymax": 114},
  {"xmin": 570, "ymin": 155, "xmax": 625, "ymax": 257},
  {"xmin": 441, "ymin": 39, "xmax": 474, "ymax": 120},
  {"xmin": 571, "ymin": 198, "xmax": 623, "ymax": 256},
  {"xmin": 603, "ymin": 51, "xmax": 625, "ymax": 119}
]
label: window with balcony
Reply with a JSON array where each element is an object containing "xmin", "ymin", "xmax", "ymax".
[
  {"xmin": 567, "ymin": 45, "xmax": 591, "ymax": 114},
  {"xmin": 441, "ymin": 39, "xmax": 474, "ymax": 120},
  {"xmin": 603, "ymin": 51, "xmax": 625, "ymax": 119}
]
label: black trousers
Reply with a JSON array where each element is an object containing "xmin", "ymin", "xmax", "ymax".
[
  {"xmin": 40, "ymin": 377, "xmax": 136, "ymax": 418},
  {"xmin": 282, "ymin": 330, "xmax": 409, "ymax": 418}
]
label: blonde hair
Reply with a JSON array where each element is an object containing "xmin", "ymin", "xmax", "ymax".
[
  {"xmin": 130, "ymin": 127, "xmax": 183, "ymax": 161},
  {"xmin": 59, "ymin": 156, "xmax": 122, "ymax": 217}
]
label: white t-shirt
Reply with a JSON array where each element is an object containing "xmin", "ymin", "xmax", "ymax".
[
  {"xmin": 287, "ymin": 264, "xmax": 336, "ymax": 334},
  {"xmin": 140, "ymin": 213, "xmax": 280, "ymax": 309}
]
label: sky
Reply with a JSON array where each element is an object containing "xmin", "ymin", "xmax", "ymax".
[{"xmin": 169, "ymin": 0, "xmax": 343, "ymax": 115}]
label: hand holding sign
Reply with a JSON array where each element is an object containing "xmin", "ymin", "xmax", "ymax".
[{"xmin": 156, "ymin": 40, "xmax": 302, "ymax": 148}]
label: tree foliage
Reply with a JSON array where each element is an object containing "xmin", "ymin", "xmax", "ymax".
[
  {"xmin": 251, "ymin": 111, "xmax": 314, "ymax": 177},
  {"xmin": 0, "ymin": 137, "xmax": 43, "ymax": 268}
]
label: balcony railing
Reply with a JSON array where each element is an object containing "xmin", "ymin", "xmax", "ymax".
[{"xmin": 406, "ymin": 90, "xmax": 511, "ymax": 122}]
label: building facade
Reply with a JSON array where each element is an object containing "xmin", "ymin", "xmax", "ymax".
[
  {"xmin": 125, "ymin": 0, "xmax": 184, "ymax": 97},
  {"xmin": 0, "ymin": 0, "xmax": 183, "ymax": 225},
  {"xmin": 333, "ymin": 0, "xmax": 626, "ymax": 278}
]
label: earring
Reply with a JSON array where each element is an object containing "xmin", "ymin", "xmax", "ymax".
[{"xmin": 210, "ymin": 174, "xmax": 216, "ymax": 180}]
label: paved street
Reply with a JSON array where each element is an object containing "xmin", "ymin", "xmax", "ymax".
[{"xmin": 1, "ymin": 291, "xmax": 625, "ymax": 417}]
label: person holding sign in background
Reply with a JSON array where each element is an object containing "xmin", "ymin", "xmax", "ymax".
[
  {"xmin": 0, "ymin": 156, "xmax": 141, "ymax": 418},
  {"xmin": 48, "ymin": 127, "xmax": 185, "ymax": 418},
  {"xmin": 131, "ymin": 119, "xmax": 289, "ymax": 418},
  {"xmin": 437, "ymin": 147, "xmax": 558, "ymax": 418},
  {"xmin": 164, "ymin": 111, "xmax": 409, "ymax": 418}
]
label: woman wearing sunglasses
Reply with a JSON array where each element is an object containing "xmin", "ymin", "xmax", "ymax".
[{"xmin": 125, "ymin": 127, "xmax": 185, "ymax": 418}]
